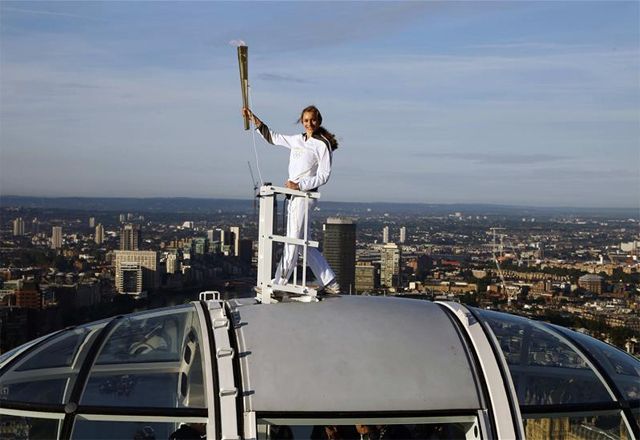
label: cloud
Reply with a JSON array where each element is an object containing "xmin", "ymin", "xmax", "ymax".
[
  {"xmin": 257, "ymin": 73, "xmax": 310, "ymax": 84},
  {"xmin": 465, "ymin": 42, "xmax": 601, "ymax": 51},
  {"xmin": 426, "ymin": 152, "xmax": 571, "ymax": 165},
  {"xmin": 219, "ymin": 2, "xmax": 436, "ymax": 52},
  {"xmin": 1, "ymin": 5, "xmax": 102, "ymax": 21}
]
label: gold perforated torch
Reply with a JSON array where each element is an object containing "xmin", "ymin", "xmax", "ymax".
[{"xmin": 237, "ymin": 44, "xmax": 249, "ymax": 130}]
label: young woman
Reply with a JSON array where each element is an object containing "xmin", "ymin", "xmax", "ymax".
[{"xmin": 242, "ymin": 105, "xmax": 340, "ymax": 294}]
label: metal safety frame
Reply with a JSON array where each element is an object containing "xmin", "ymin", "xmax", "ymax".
[
  {"xmin": 436, "ymin": 301, "xmax": 525, "ymax": 439},
  {"xmin": 256, "ymin": 185, "xmax": 321, "ymax": 304},
  {"xmin": 199, "ymin": 292, "xmax": 240, "ymax": 440}
]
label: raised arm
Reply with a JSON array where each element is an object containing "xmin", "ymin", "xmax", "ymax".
[{"xmin": 242, "ymin": 107, "xmax": 295, "ymax": 149}]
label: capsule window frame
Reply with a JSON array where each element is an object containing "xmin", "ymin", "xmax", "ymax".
[{"xmin": 255, "ymin": 413, "xmax": 483, "ymax": 440}]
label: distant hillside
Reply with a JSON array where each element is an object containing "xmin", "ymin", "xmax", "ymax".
[
  {"xmin": 0, "ymin": 196, "xmax": 253, "ymax": 214},
  {"xmin": 0, "ymin": 195, "xmax": 636, "ymax": 218}
]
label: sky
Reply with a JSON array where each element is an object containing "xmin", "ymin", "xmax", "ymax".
[{"xmin": 0, "ymin": 1, "xmax": 638, "ymax": 208}]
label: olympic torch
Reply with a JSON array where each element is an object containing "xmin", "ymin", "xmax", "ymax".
[{"xmin": 237, "ymin": 45, "xmax": 249, "ymax": 130}]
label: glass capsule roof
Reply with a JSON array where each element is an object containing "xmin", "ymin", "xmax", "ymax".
[
  {"xmin": 473, "ymin": 308, "xmax": 615, "ymax": 407},
  {"xmin": 234, "ymin": 296, "xmax": 481, "ymax": 413},
  {"xmin": 0, "ymin": 298, "xmax": 639, "ymax": 439},
  {"xmin": 0, "ymin": 304, "xmax": 207, "ymax": 410}
]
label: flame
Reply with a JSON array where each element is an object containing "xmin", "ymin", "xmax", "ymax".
[{"xmin": 229, "ymin": 39, "xmax": 247, "ymax": 47}]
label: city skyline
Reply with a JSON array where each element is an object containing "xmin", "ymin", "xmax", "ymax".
[{"xmin": 0, "ymin": 2, "xmax": 638, "ymax": 208}]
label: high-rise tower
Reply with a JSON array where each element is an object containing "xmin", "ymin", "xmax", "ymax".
[
  {"xmin": 120, "ymin": 224, "xmax": 141, "ymax": 251},
  {"xmin": 323, "ymin": 217, "xmax": 356, "ymax": 293},
  {"xmin": 230, "ymin": 226, "xmax": 241, "ymax": 257},
  {"xmin": 12, "ymin": 218, "xmax": 24, "ymax": 236},
  {"xmin": 380, "ymin": 242, "xmax": 401, "ymax": 289},
  {"xmin": 382, "ymin": 226, "xmax": 389, "ymax": 244},
  {"xmin": 95, "ymin": 224, "xmax": 105, "ymax": 245},
  {"xmin": 51, "ymin": 226, "xmax": 62, "ymax": 249},
  {"xmin": 400, "ymin": 226, "xmax": 406, "ymax": 244}
]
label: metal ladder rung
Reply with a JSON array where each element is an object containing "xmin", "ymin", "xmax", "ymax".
[
  {"xmin": 260, "ymin": 185, "xmax": 321, "ymax": 199},
  {"xmin": 268, "ymin": 235, "xmax": 319, "ymax": 247},
  {"xmin": 217, "ymin": 348, "xmax": 235, "ymax": 358},
  {"xmin": 271, "ymin": 283, "xmax": 318, "ymax": 297},
  {"xmin": 219, "ymin": 388, "xmax": 238, "ymax": 397},
  {"xmin": 213, "ymin": 318, "xmax": 229, "ymax": 329}
]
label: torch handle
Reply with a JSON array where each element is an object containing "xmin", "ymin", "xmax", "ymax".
[
  {"xmin": 237, "ymin": 46, "xmax": 250, "ymax": 130},
  {"xmin": 242, "ymin": 79, "xmax": 249, "ymax": 130}
]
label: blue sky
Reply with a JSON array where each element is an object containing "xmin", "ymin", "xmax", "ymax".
[{"xmin": 1, "ymin": 1, "xmax": 638, "ymax": 208}]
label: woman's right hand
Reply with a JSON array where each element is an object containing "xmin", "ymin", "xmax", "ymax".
[{"xmin": 242, "ymin": 107, "xmax": 261, "ymax": 127}]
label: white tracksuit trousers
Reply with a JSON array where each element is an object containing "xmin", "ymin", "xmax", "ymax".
[{"xmin": 273, "ymin": 196, "xmax": 335, "ymax": 287}]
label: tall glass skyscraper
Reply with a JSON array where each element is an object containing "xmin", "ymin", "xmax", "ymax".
[{"xmin": 323, "ymin": 217, "xmax": 356, "ymax": 293}]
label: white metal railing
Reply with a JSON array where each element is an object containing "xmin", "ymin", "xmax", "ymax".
[{"xmin": 256, "ymin": 185, "xmax": 321, "ymax": 304}]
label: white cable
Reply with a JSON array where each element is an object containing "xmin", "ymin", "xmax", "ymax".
[{"xmin": 247, "ymin": 84, "xmax": 264, "ymax": 186}]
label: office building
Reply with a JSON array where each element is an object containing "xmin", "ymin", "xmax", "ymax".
[
  {"xmin": 94, "ymin": 224, "xmax": 104, "ymax": 245},
  {"xmin": 193, "ymin": 237, "xmax": 208, "ymax": 255},
  {"xmin": 218, "ymin": 229, "xmax": 231, "ymax": 256},
  {"xmin": 51, "ymin": 226, "xmax": 62, "ymax": 250},
  {"xmin": 114, "ymin": 250, "xmax": 159, "ymax": 294},
  {"xmin": 239, "ymin": 239, "xmax": 253, "ymax": 265},
  {"xmin": 3, "ymin": 280, "xmax": 40, "ymax": 309},
  {"xmin": 621, "ymin": 240, "xmax": 640, "ymax": 255},
  {"xmin": 400, "ymin": 226, "xmax": 406, "ymax": 244},
  {"xmin": 230, "ymin": 226, "xmax": 241, "ymax": 257},
  {"xmin": 380, "ymin": 242, "xmax": 401, "ymax": 289},
  {"xmin": 323, "ymin": 217, "xmax": 356, "ymax": 293},
  {"xmin": 117, "ymin": 262, "xmax": 143, "ymax": 294},
  {"xmin": 382, "ymin": 226, "xmax": 389, "ymax": 244},
  {"xmin": 120, "ymin": 223, "xmax": 141, "ymax": 251},
  {"xmin": 16, "ymin": 281, "xmax": 40, "ymax": 309},
  {"xmin": 406, "ymin": 255, "xmax": 431, "ymax": 279},
  {"xmin": 355, "ymin": 262, "xmax": 377, "ymax": 293},
  {"xmin": 166, "ymin": 253, "xmax": 179, "ymax": 275},
  {"xmin": 12, "ymin": 218, "xmax": 24, "ymax": 236},
  {"xmin": 89, "ymin": 217, "xmax": 96, "ymax": 228},
  {"xmin": 578, "ymin": 274, "xmax": 604, "ymax": 295}
]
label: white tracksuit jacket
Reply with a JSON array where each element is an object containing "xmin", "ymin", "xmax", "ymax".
[{"xmin": 257, "ymin": 124, "xmax": 332, "ymax": 191}]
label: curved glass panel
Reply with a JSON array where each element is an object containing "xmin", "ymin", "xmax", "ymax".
[
  {"xmin": 0, "ymin": 334, "xmax": 52, "ymax": 368},
  {"xmin": 550, "ymin": 324, "xmax": 640, "ymax": 402},
  {"xmin": 0, "ymin": 322, "xmax": 106, "ymax": 404},
  {"xmin": 71, "ymin": 419, "xmax": 206, "ymax": 440},
  {"xmin": 475, "ymin": 309, "xmax": 613, "ymax": 406},
  {"xmin": 95, "ymin": 306, "xmax": 194, "ymax": 365},
  {"xmin": 80, "ymin": 305, "xmax": 206, "ymax": 408},
  {"xmin": 17, "ymin": 331, "xmax": 88, "ymax": 371},
  {"xmin": 523, "ymin": 411, "xmax": 630, "ymax": 440},
  {"xmin": 0, "ymin": 414, "xmax": 62, "ymax": 439}
]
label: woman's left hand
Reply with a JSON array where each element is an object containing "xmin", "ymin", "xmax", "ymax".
[{"xmin": 285, "ymin": 180, "xmax": 300, "ymax": 190}]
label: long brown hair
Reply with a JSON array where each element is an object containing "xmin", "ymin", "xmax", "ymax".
[{"xmin": 298, "ymin": 105, "xmax": 339, "ymax": 151}]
